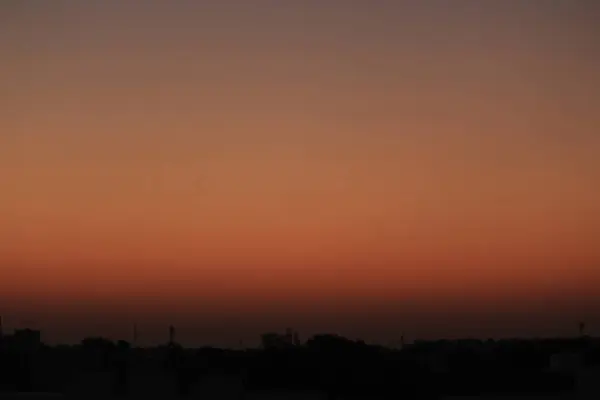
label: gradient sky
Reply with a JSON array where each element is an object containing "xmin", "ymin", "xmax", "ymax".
[{"xmin": 1, "ymin": 0, "xmax": 599, "ymax": 347}]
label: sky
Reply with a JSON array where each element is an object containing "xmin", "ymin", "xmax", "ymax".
[{"xmin": 1, "ymin": 0, "xmax": 599, "ymax": 347}]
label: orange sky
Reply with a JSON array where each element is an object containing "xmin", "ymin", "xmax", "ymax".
[{"xmin": 1, "ymin": 1, "xmax": 599, "ymax": 346}]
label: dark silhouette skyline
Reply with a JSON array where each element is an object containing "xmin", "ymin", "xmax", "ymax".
[
  {"xmin": 1, "ymin": 306, "xmax": 597, "ymax": 349},
  {"xmin": 1, "ymin": 322, "xmax": 599, "ymax": 398}
]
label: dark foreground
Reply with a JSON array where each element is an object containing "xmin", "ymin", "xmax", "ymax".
[{"xmin": 1, "ymin": 334, "xmax": 599, "ymax": 398}]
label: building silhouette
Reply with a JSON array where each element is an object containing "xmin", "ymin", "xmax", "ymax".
[{"xmin": 3, "ymin": 328, "xmax": 42, "ymax": 353}]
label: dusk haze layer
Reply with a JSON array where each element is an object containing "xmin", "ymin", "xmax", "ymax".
[{"xmin": 1, "ymin": 0, "xmax": 599, "ymax": 347}]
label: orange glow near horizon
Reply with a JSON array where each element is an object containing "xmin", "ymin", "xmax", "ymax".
[{"xmin": 1, "ymin": 1, "xmax": 599, "ymax": 345}]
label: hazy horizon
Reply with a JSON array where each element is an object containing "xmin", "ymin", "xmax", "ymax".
[{"xmin": 2, "ymin": 0, "xmax": 599, "ymax": 347}]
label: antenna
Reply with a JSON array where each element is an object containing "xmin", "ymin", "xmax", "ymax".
[
  {"xmin": 133, "ymin": 323, "xmax": 138, "ymax": 346},
  {"xmin": 169, "ymin": 325, "xmax": 175, "ymax": 345},
  {"xmin": 0, "ymin": 315, "xmax": 3, "ymax": 338},
  {"xmin": 579, "ymin": 321, "xmax": 585, "ymax": 337}
]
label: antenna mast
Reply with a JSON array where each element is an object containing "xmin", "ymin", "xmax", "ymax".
[
  {"xmin": 133, "ymin": 323, "xmax": 138, "ymax": 346},
  {"xmin": 169, "ymin": 325, "xmax": 175, "ymax": 346}
]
